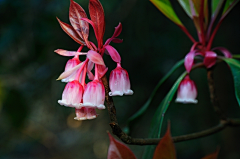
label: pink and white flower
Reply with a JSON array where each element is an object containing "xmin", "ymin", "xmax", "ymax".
[
  {"xmin": 74, "ymin": 107, "xmax": 97, "ymax": 120},
  {"xmin": 175, "ymin": 75, "xmax": 198, "ymax": 104},
  {"xmin": 58, "ymin": 80, "xmax": 84, "ymax": 108},
  {"xmin": 82, "ymin": 79, "xmax": 106, "ymax": 109},
  {"xmin": 109, "ymin": 63, "xmax": 133, "ymax": 96},
  {"xmin": 61, "ymin": 57, "xmax": 81, "ymax": 82}
]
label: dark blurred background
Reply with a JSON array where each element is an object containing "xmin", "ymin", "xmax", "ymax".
[{"xmin": 0, "ymin": 0, "xmax": 240, "ymax": 158}]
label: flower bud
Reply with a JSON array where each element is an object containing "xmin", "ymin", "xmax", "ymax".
[
  {"xmin": 109, "ymin": 63, "xmax": 133, "ymax": 96},
  {"xmin": 175, "ymin": 75, "xmax": 198, "ymax": 104}
]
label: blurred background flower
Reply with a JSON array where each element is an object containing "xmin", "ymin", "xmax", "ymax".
[{"xmin": 0, "ymin": 0, "xmax": 239, "ymax": 158}]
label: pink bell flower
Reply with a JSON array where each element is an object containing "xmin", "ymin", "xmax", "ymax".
[
  {"xmin": 74, "ymin": 107, "xmax": 97, "ymax": 120},
  {"xmin": 82, "ymin": 79, "xmax": 106, "ymax": 109},
  {"xmin": 109, "ymin": 63, "xmax": 133, "ymax": 96},
  {"xmin": 61, "ymin": 57, "xmax": 81, "ymax": 83},
  {"xmin": 175, "ymin": 75, "xmax": 198, "ymax": 104},
  {"xmin": 58, "ymin": 80, "xmax": 84, "ymax": 108}
]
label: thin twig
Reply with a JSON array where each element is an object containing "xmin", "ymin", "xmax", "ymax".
[{"xmin": 101, "ymin": 74, "xmax": 240, "ymax": 145}]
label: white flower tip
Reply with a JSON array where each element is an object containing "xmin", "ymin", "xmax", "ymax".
[
  {"xmin": 97, "ymin": 105, "xmax": 106, "ymax": 109},
  {"xmin": 109, "ymin": 91, "xmax": 123, "ymax": 96},
  {"xmin": 124, "ymin": 90, "xmax": 134, "ymax": 95},
  {"xmin": 74, "ymin": 117, "xmax": 87, "ymax": 120},
  {"xmin": 175, "ymin": 98, "xmax": 198, "ymax": 104},
  {"xmin": 58, "ymin": 100, "xmax": 83, "ymax": 108}
]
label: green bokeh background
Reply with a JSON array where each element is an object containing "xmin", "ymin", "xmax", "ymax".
[{"xmin": 0, "ymin": 0, "xmax": 240, "ymax": 158}]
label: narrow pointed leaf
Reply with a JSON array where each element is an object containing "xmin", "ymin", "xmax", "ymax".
[
  {"xmin": 142, "ymin": 72, "xmax": 187, "ymax": 159},
  {"xmin": 222, "ymin": 58, "xmax": 240, "ymax": 107},
  {"xmin": 57, "ymin": 62, "xmax": 83, "ymax": 80},
  {"xmin": 107, "ymin": 132, "xmax": 136, "ymax": 159},
  {"xmin": 125, "ymin": 59, "xmax": 184, "ymax": 131},
  {"xmin": 221, "ymin": 0, "xmax": 239, "ymax": 19},
  {"xmin": 112, "ymin": 23, "xmax": 122, "ymax": 38},
  {"xmin": 150, "ymin": 0, "xmax": 183, "ymax": 26},
  {"xmin": 87, "ymin": 50, "xmax": 105, "ymax": 66},
  {"xmin": 69, "ymin": 0, "xmax": 89, "ymax": 42},
  {"xmin": 212, "ymin": 0, "xmax": 225, "ymax": 18},
  {"xmin": 201, "ymin": 148, "xmax": 219, "ymax": 159},
  {"xmin": 56, "ymin": 18, "xmax": 85, "ymax": 45},
  {"xmin": 54, "ymin": 49, "xmax": 87, "ymax": 56},
  {"xmin": 105, "ymin": 45, "xmax": 121, "ymax": 63},
  {"xmin": 153, "ymin": 123, "xmax": 176, "ymax": 159},
  {"xmin": 89, "ymin": 0, "xmax": 105, "ymax": 48},
  {"xmin": 203, "ymin": 51, "xmax": 217, "ymax": 68},
  {"xmin": 178, "ymin": 0, "xmax": 191, "ymax": 18}
]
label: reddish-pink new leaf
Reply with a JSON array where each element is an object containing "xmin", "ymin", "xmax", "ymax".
[
  {"xmin": 105, "ymin": 45, "xmax": 121, "ymax": 63},
  {"xmin": 57, "ymin": 17, "xmax": 85, "ymax": 45},
  {"xmin": 153, "ymin": 124, "xmax": 176, "ymax": 159},
  {"xmin": 107, "ymin": 132, "xmax": 136, "ymax": 159},
  {"xmin": 201, "ymin": 148, "xmax": 219, "ymax": 159},
  {"xmin": 69, "ymin": 0, "xmax": 89, "ymax": 43},
  {"xmin": 89, "ymin": 0, "xmax": 105, "ymax": 48}
]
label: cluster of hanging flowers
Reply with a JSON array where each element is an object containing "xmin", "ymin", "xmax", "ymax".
[
  {"xmin": 170, "ymin": 0, "xmax": 234, "ymax": 104},
  {"xmin": 55, "ymin": 0, "xmax": 133, "ymax": 120}
]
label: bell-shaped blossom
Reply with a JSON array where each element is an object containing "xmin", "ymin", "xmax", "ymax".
[
  {"xmin": 74, "ymin": 107, "xmax": 97, "ymax": 120},
  {"xmin": 175, "ymin": 75, "xmax": 198, "ymax": 104},
  {"xmin": 82, "ymin": 79, "xmax": 106, "ymax": 109},
  {"xmin": 61, "ymin": 57, "xmax": 81, "ymax": 82},
  {"xmin": 109, "ymin": 63, "xmax": 133, "ymax": 96},
  {"xmin": 58, "ymin": 80, "xmax": 84, "ymax": 108}
]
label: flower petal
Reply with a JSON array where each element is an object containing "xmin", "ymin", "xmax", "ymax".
[
  {"xmin": 105, "ymin": 45, "xmax": 121, "ymax": 63},
  {"xmin": 54, "ymin": 49, "xmax": 87, "ymax": 56},
  {"xmin": 203, "ymin": 51, "xmax": 217, "ymax": 68},
  {"xmin": 87, "ymin": 50, "xmax": 105, "ymax": 66},
  {"xmin": 184, "ymin": 51, "xmax": 196, "ymax": 73},
  {"xmin": 57, "ymin": 62, "xmax": 83, "ymax": 80}
]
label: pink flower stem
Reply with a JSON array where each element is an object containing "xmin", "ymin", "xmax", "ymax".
[
  {"xmin": 199, "ymin": 0, "xmax": 206, "ymax": 46},
  {"xmin": 81, "ymin": 64, "xmax": 87, "ymax": 86},
  {"xmin": 178, "ymin": 25, "xmax": 196, "ymax": 43},
  {"xmin": 206, "ymin": 18, "xmax": 223, "ymax": 51},
  {"xmin": 94, "ymin": 64, "xmax": 99, "ymax": 80},
  {"xmin": 75, "ymin": 59, "xmax": 89, "ymax": 81}
]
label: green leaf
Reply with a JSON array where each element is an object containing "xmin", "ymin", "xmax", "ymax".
[
  {"xmin": 178, "ymin": 0, "xmax": 191, "ymax": 18},
  {"xmin": 222, "ymin": 58, "xmax": 240, "ymax": 106},
  {"xmin": 221, "ymin": 0, "xmax": 239, "ymax": 19},
  {"xmin": 150, "ymin": 0, "xmax": 183, "ymax": 26},
  {"xmin": 212, "ymin": 0, "xmax": 225, "ymax": 18},
  {"xmin": 142, "ymin": 72, "xmax": 187, "ymax": 159},
  {"xmin": 125, "ymin": 59, "xmax": 184, "ymax": 132}
]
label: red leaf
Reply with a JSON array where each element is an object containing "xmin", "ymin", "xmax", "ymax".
[
  {"xmin": 201, "ymin": 148, "xmax": 219, "ymax": 159},
  {"xmin": 153, "ymin": 123, "xmax": 176, "ymax": 159},
  {"xmin": 203, "ymin": 51, "xmax": 217, "ymax": 68},
  {"xmin": 69, "ymin": 0, "xmax": 89, "ymax": 43},
  {"xmin": 89, "ymin": 0, "xmax": 105, "ymax": 48},
  {"xmin": 112, "ymin": 23, "xmax": 122, "ymax": 38},
  {"xmin": 107, "ymin": 132, "xmax": 136, "ymax": 159},
  {"xmin": 56, "ymin": 17, "xmax": 85, "ymax": 45}
]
